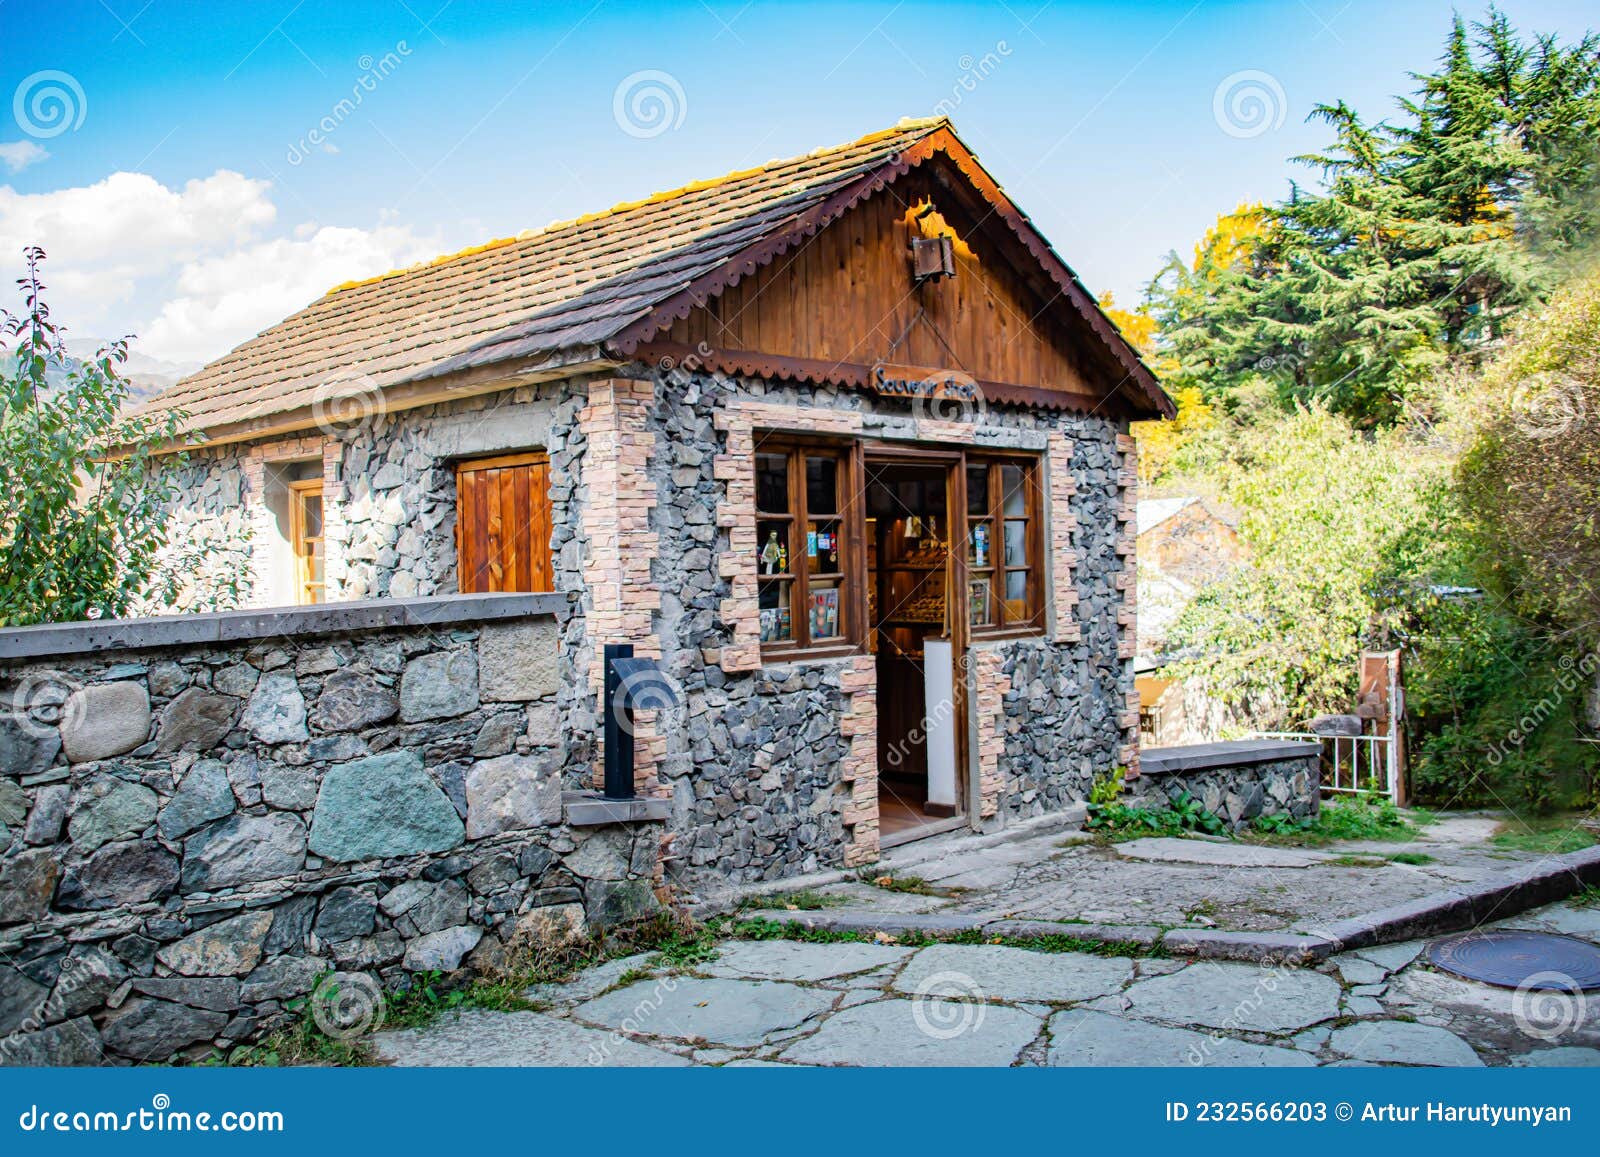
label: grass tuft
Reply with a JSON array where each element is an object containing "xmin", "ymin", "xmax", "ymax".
[{"xmin": 1490, "ymin": 815, "xmax": 1597, "ymax": 855}]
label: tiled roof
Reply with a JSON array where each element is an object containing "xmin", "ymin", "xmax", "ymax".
[{"xmin": 142, "ymin": 118, "xmax": 1167, "ymax": 438}]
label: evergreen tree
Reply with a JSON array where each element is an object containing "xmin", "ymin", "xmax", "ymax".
[{"xmin": 1144, "ymin": 7, "xmax": 1600, "ymax": 427}]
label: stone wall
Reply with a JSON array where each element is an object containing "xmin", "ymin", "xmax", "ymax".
[
  {"xmin": 1130, "ymin": 741, "xmax": 1321, "ymax": 829},
  {"xmin": 991, "ymin": 420, "xmax": 1133, "ymax": 821},
  {"xmin": 159, "ymin": 385, "xmax": 578, "ymax": 608},
  {"xmin": 601, "ymin": 367, "xmax": 1134, "ymax": 887},
  {"xmin": 0, "ymin": 595, "xmax": 662, "ymax": 1066}
]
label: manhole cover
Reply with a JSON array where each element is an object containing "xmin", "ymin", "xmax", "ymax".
[{"xmin": 1428, "ymin": 930, "xmax": 1600, "ymax": 991}]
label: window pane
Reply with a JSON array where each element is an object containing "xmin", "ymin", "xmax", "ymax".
[
  {"xmin": 966, "ymin": 465, "xmax": 990, "ymax": 517},
  {"xmin": 757, "ymin": 521, "xmax": 791, "ymax": 575},
  {"xmin": 968, "ymin": 519, "xmax": 993, "ymax": 568},
  {"xmin": 1004, "ymin": 519, "xmax": 1027, "ymax": 568},
  {"xmin": 1004, "ymin": 570, "xmax": 1028, "ymax": 621},
  {"xmin": 302, "ymin": 494, "xmax": 323, "ymax": 539},
  {"xmin": 806, "ymin": 457, "xmax": 838, "ymax": 516},
  {"xmin": 758, "ymin": 579, "xmax": 793, "ymax": 642},
  {"xmin": 757, "ymin": 453, "xmax": 789, "ymax": 513},
  {"xmin": 807, "ymin": 518, "xmax": 842, "ymax": 575},
  {"xmin": 808, "ymin": 579, "xmax": 843, "ymax": 641},
  {"xmin": 1001, "ymin": 464, "xmax": 1026, "ymax": 516}
]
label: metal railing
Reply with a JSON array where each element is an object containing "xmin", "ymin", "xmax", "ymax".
[{"xmin": 1251, "ymin": 730, "xmax": 1399, "ymax": 801}]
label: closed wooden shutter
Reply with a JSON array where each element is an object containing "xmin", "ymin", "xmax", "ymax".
[{"xmin": 455, "ymin": 452, "xmax": 554, "ymax": 593}]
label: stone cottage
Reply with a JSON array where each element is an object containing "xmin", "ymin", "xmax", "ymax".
[{"xmin": 139, "ymin": 115, "xmax": 1170, "ymax": 876}]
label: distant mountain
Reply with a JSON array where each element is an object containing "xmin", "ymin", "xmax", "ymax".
[{"xmin": 58, "ymin": 339, "xmax": 202, "ymax": 405}]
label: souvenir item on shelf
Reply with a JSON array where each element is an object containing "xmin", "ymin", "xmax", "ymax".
[
  {"xmin": 807, "ymin": 530, "xmax": 818, "ymax": 558},
  {"xmin": 809, "ymin": 587, "xmax": 840, "ymax": 638},
  {"xmin": 971, "ymin": 523, "xmax": 989, "ymax": 567},
  {"xmin": 760, "ymin": 531, "xmax": 784, "ymax": 575},
  {"xmin": 969, "ymin": 577, "xmax": 990, "ymax": 626},
  {"xmin": 898, "ymin": 590, "xmax": 945, "ymax": 624}
]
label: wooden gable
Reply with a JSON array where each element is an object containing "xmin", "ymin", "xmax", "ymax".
[{"xmin": 637, "ymin": 156, "xmax": 1154, "ymax": 417}]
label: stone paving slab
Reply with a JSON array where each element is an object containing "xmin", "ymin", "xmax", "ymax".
[
  {"xmin": 1330, "ymin": 953, "xmax": 1390, "ymax": 986},
  {"xmin": 701, "ymin": 940, "xmax": 913, "ymax": 983},
  {"xmin": 371, "ymin": 1009, "xmax": 690, "ymax": 1067},
  {"xmin": 1511, "ymin": 1046, "xmax": 1600, "ymax": 1066},
  {"xmin": 573, "ymin": 977, "xmax": 835, "ymax": 1048},
  {"xmin": 977, "ymin": 846, "xmax": 1443, "ymax": 934},
  {"xmin": 1352, "ymin": 940, "xmax": 1427, "ymax": 973},
  {"xmin": 1121, "ymin": 962, "xmax": 1342, "ymax": 1034},
  {"xmin": 1047, "ymin": 1009, "xmax": 1315, "ymax": 1067},
  {"xmin": 776, "ymin": 998, "xmax": 1040, "ymax": 1067},
  {"xmin": 892, "ymin": 944, "xmax": 1131, "ymax": 1005},
  {"xmin": 1327, "ymin": 1021, "xmax": 1483, "ymax": 1067},
  {"xmin": 1115, "ymin": 837, "xmax": 1334, "ymax": 869},
  {"xmin": 525, "ymin": 952, "xmax": 656, "ymax": 1006}
]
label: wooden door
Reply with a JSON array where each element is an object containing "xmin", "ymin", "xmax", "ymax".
[{"xmin": 455, "ymin": 451, "xmax": 554, "ymax": 593}]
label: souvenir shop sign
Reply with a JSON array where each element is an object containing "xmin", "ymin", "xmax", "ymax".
[{"xmin": 869, "ymin": 362, "xmax": 980, "ymax": 401}]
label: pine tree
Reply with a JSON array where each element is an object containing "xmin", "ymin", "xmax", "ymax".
[{"xmin": 1144, "ymin": 7, "xmax": 1600, "ymax": 427}]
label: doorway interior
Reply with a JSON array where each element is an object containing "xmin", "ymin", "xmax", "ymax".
[{"xmin": 865, "ymin": 458, "xmax": 963, "ymax": 842}]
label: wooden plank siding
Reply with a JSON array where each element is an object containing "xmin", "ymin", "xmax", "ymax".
[
  {"xmin": 660, "ymin": 168, "xmax": 1102, "ymax": 403},
  {"xmin": 455, "ymin": 452, "xmax": 554, "ymax": 594}
]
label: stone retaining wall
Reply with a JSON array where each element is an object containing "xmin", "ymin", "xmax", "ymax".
[
  {"xmin": 0, "ymin": 594, "xmax": 663, "ymax": 1066},
  {"xmin": 1130, "ymin": 740, "xmax": 1321, "ymax": 829}
]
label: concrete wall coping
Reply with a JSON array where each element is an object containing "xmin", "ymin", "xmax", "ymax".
[
  {"xmin": 1140, "ymin": 738, "xmax": 1321, "ymax": 776},
  {"xmin": 0, "ymin": 592, "xmax": 571, "ymax": 661}
]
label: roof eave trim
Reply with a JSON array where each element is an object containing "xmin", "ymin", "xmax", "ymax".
[{"xmin": 148, "ymin": 346, "xmax": 615, "ymax": 455}]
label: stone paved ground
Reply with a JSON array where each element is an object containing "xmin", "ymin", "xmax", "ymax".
[
  {"xmin": 371, "ymin": 896, "xmax": 1600, "ymax": 1068},
  {"xmin": 785, "ymin": 813, "xmax": 1556, "ymax": 934}
]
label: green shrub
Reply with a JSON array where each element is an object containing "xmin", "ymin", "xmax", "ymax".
[{"xmin": 1086, "ymin": 791, "xmax": 1228, "ymax": 838}]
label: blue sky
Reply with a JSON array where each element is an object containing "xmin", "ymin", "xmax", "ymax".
[{"xmin": 2, "ymin": 0, "xmax": 1595, "ymax": 365}]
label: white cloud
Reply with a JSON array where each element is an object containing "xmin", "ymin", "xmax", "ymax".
[
  {"xmin": 142, "ymin": 223, "xmax": 436, "ymax": 364},
  {"xmin": 0, "ymin": 141, "xmax": 48, "ymax": 173},
  {"xmin": 0, "ymin": 170, "xmax": 440, "ymax": 365}
]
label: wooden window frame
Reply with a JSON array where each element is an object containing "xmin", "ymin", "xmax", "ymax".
[
  {"xmin": 965, "ymin": 452, "xmax": 1045, "ymax": 638},
  {"xmin": 288, "ymin": 477, "xmax": 325, "ymax": 606},
  {"xmin": 754, "ymin": 435, "xmax": 864, "ymax": 660}
]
